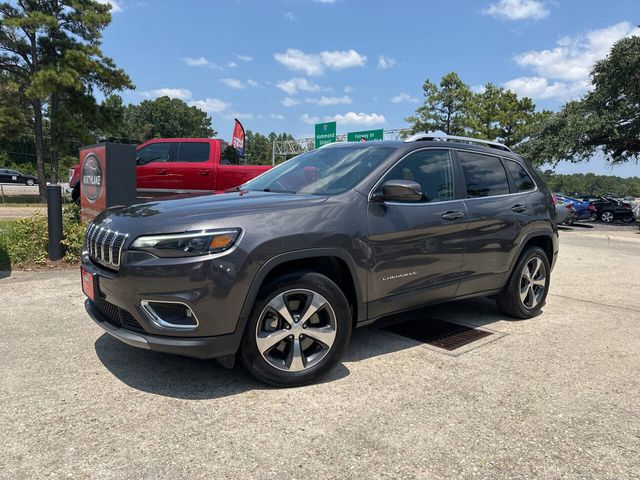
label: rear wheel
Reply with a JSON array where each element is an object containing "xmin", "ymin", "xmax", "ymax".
[
  {"xmin": 240, "ymin": 271, "xmax": 351, "ymax": 387},
  {"xmin": 25, "ymin": 179, "xmax": 34, "ymax": 186},
  {"xmin": 600, "ymin": 211, "xmax": 614, "ymax": 223},
  {"xmin": 496, "ymin": 247, "xmax": 550, "ymax": 319}
]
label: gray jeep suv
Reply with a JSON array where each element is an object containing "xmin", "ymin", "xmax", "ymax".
[{"xmin": 82, "ymin": 134, "xmax": 558, "ymax": 386}]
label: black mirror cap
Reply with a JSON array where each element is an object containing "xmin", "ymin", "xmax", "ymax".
[{"xmin": 375, "ymin": 179, "xmax": 423, "ymax": 202}]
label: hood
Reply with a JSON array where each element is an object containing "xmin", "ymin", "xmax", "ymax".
[{"xmin": 94, "ymin": 190, "xmax": 328, "ymax": 235}]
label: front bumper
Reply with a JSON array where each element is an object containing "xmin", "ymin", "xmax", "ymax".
[{"xmin": 86, "ymin": 299, "xmax": 239, "ymax": 359}]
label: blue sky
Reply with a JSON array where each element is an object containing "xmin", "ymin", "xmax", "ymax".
[{"xmin": 101, "ymin": 0, "xmax": 639, "ymax": 177}]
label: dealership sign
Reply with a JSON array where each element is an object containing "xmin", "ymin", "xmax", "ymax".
[
  {"xmin": 81, "ymin": 153, "xmax": 104, "ymax": 202},
  {"xmin": 347, "ymin": 129, "xmax": 384, "ymax": 142},
  {"xmin": 314, "ymin": 121, "xmax": 337, "ymax": 148}
]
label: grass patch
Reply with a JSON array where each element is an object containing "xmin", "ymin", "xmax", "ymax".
[{"xmin": 0, "ymin": 204, "xmax": 85, "ymax": 270}]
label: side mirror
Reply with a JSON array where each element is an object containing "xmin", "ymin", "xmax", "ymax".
[{"xmin": 373, "ymin": 180, "xmax": 423, "ymax": 202}]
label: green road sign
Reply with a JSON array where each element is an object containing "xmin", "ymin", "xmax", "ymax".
[
  {"xmin": 347, "ymin": 129, "xmax": 384, "ymax": 142},
  {"xmin": 315, "ymin": 121, "xmax": 337, "ymax": 148}
]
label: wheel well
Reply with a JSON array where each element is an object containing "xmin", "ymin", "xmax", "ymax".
[
  {"xmin": 261, "ymin": 256, "xmax": 359, "ymax": 327},
  {"xmin": 522, "ymin": 235, "xmax": 553, "ymax": 265}
]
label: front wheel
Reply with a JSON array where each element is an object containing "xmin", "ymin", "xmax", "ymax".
[
  {"xmin": 25, "ymin": 179, "xmax": 34, "ymax": 186},
  {"xmin": 240, "ymin": 271, "xmax": 352, "ymax": 387},
  {"xmin": 496, "ymin": 247, "xmax": 550, "ymax": 319}
]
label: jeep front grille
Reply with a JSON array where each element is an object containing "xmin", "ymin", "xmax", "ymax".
[{"xmin": 85, "ymin": 223, "xmax": 128, "ymax": 269}]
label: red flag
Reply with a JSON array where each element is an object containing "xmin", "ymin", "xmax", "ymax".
[{"xmin": 231, "ymin": 119, "xmax": 245, "ymax": 157}]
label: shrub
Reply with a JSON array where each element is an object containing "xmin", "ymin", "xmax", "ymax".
[{"xmin": 0, "ymin": 204, "xmax": 86, "ymax": 269}]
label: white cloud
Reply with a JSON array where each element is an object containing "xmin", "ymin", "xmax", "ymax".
[
  {"xmin": 270, "ymin": 113, "xmax": 285, "ymax": 120},
  {"xmin": 182, "ymin": 56, "xmax": 209, "ymax": 67},
  {"xmin": 219, "ymin": 78, "xmax": 246, "ymax": 89},
  {"xmin": 284, "ymin": 11, "xmax": 297, "ymax": 21},
  {"xmin": 314, "ymin": 0, "xmax": 338, "ymax": 3},
  {"xmin": 274, "ymin": 48, "xmax": 366, "ymax": 75},
  {"xmin": 276, "ymin": 77, "xmax": 326, "ymax": 95},
  {"xmin": 140, "ymin": 88, "xmax": 192, "ymax": 100},
  {"xmin": 247, "ymin": 79, "xmax": 260, "ymax": 88},
  {"xmin": 505, "ymin": 21, "xmax": 640, "ymax": 101},
  {"xmin": 305, "ymin": 95, "xmax": 352, "ymax": 106},
  {"xmin": 483, "ymin": 0, "xmax": 549, "ymax": 21},
  {"xmin": 301, "ymin": 114, "xmax": 321, "ymax": 124},
  {"xmin": 344, "ymin": 86, "xmax": 354, "ymax": 93},
  {"xmin": 301, "ymin": 112, "xmax": 386, "ymax": 126},
  {"xmin": 188, "ymin": 98, "xmax": 230, "ymax": 113},
  {"xmin": 282, "ymin": 97, "xmax": 302, "ymax": 107},
  {"xmin": 236, "ymin": 54, "xmax": 253, "ymax": 62},
  {"xmin": 97, "ymin": 0, "xmax": 122, "ymax": 12},
  {"xmin": 226, "ymin": 61, "xmax": 238, "ymax": 68},
  {"xmin": 377, "ymin": 55, "xmax": 396, "ymax": 69},
  {"xmin": 331, "ymin": 112, "xmax": 385, "ymax": 126},
  {"xmin": 225, "ymin": 112, "xmax": 254, "ymax": 120},
  {"xmin": 391, "ymin": 92, "xmax": 419, "ymax": 103}
]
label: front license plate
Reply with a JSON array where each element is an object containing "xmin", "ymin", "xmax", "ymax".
[{"xmin": 81, "ymin": 267, "xmax": 97, "ymax": 301}]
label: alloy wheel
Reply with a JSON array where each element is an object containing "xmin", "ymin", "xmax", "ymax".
[
  {"xmin": 601, "ymin": 211, "xmax": 614, "ymax": 223},
  {"xmin": 255, "ymin": 289, "xmax": 337, "ymax": 372},
  {"xmin": 520, "ymin": 257, "xmax": 546, "ymax": 309}
]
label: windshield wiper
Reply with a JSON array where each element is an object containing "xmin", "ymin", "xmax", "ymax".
[{"xmin": 261, "ymin": 188, "xmax": 297, "ymax": 194}]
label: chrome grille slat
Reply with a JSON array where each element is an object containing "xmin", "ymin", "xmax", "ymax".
[{"xmin": 84, "ymin": 223, "xmax": 128, "ymax": 270}]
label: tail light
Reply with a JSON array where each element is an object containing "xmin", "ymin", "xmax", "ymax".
[
  {"xmin": 623, "ymin": 203, "xmax": 631, "ymax": 209},
  {"xmin": 552, "ymin": 194, "xmax": 558, "ymax": 205},
  {"xmin": 588, "ymin": 204, "xmax": 596, "ymax": 212}
]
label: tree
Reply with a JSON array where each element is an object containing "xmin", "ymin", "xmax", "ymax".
[
  {"xmin": 406, "ymin": 72, "xmax": 474, "ymax": 135},
  {"xmin": 221, "ymin": 144, "xmax": 238, "ymax": 164},
  {"xmin": 0, "ymin": 0, "xmax": 133, "ymax": 198},
  {"xmin": 124, "ymin": 96, "xmax": 216, "ymax": 142},
  {"xmin": 520, "ymin": 36, "xmax": 640, "ymax": 165}
]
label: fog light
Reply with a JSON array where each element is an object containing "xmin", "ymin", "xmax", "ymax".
[{"xmin": 141, "ymin": 300, "xmax": 199, "ymax": 330}]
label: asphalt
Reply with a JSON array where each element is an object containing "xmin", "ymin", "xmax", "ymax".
[{"xmin": 0, "ymin": 228, "xmax": 638, "ymax": 479}]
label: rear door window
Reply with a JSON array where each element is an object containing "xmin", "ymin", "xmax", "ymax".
[
  {"xmin": 176, "ymin": 142, "xmax": 210, "ymax": 163},
  {"xmin": 457, "ymin": 151, "xmax": 510, "ymax": 198},
  {"xmin": 503, "ymin": 159, "xmax": 535, "ymax": 192}
]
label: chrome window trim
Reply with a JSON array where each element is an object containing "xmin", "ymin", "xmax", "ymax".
[{"xmin": 140, "ymin": 300, "xmax": 200, "ymax": 331}]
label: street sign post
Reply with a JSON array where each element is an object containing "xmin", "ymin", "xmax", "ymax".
[
  {"xmin": 347, "ymin": 129, "xmax": 384, "ymax": 142},
  {"xmin": 314, "ymin": 121, "xmax": 337, "ymax": 148}
]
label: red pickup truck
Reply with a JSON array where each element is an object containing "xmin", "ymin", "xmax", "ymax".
[{"xmin": 68, "ymin": 138, "xmax": 271, "ymax": 203}]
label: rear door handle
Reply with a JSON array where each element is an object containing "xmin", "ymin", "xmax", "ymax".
[
  {"xmin": 512, "ymin": 204, "xmax": 527, "ymax": 213},
  {"xmin": 441, "ymin": 211, "xmax": 464, "ymax": 220},
  {"xmin": 199, "ymin": 170, "xmax": 210, "ymax": 176},
  {"xmin": 156, "ymin": 169, "xmax": 167, "ymax": 175}
]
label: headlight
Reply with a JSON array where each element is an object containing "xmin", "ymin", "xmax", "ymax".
[{"xmin": 130, "ymin": 229, "xmax": 240, "ymax": 258}]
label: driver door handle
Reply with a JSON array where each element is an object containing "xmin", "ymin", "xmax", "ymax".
[
  {"xmin": 441, "ymin": 211, "xmax": 464, "ymax": 220},
  {"xmin": 512, "ymin": 204, "xmax": 527, "ymax": 213}
]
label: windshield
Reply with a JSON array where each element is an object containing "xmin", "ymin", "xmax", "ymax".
[{"xmin": 242, "ymin": 145, "xmax": 395, "ymax": 196}]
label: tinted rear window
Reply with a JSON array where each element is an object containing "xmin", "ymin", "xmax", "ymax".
[
  {"xmin": 458, "ymin": 151, "xmax": 510, "ymax": 198},
  {"xmin": 177, "ymin": 142, "xmax": 210, "ymax": 163},
  {"xmin": 503, "ymin": 159, "xmax": 535, "ymax": 192}
]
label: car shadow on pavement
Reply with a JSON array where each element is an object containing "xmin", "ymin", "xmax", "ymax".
[
  {"xmin": 94, "ymin": 298, "xmax": 511, "ymax": 399},
  {"xmin": 94, "ymin": 334, "xmax": 351, "ymax": 399}
]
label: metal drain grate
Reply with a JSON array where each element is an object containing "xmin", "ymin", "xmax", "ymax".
[{"xmin": 383, "ymin": 317, "xmax": 492, "ymax": 351}]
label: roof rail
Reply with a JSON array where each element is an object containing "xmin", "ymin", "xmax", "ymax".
[{"xmin": 404, "ymin": 133, "xmax": 512, "ymax": 152}]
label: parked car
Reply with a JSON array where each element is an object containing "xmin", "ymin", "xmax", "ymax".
[
  {"xmin": 555, "ymin": 199, "xmax": 577, "ymax": 226},
  {"xmin": 0, "ymin": 168, "xmax": 38, "ymax": 186},
  {"xmin": 591, "ymin": 196, "xmax": 635, "ymax": 223},
  {"xmin": 81, "ymin": 134, "xmax": 558, "ymax": 386},
  {"xmin": 68, "ymin": 138, "xmax": 271, "ymax": 203},
  {"xmin": 555, "ymin": 195, "xmax": 597, "ymax": 221}
]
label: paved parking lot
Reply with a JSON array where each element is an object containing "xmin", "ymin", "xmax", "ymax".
[{"xmin": 1, "ymin": 228, "xmax": 638, "ymax": 479}]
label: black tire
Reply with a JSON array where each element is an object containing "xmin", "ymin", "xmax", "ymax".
[
  {"xmin": 25, "ymin": 179, "xmax": 34, "ymax": 186},
  {"xmin": 240, "ymin": 270, "xmax": 352, "ymax": 387},
  {"xmin": 496, "ymin": 247, "xmax": 551, "ymax": 319},
  {"xmin": 621, "ymin": 216, "xmax": 634, "ymax": 224}
]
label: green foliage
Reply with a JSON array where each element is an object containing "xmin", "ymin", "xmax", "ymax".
[
  {"xmin": 520, "ymin": 36, "xmax": 640, "ymax": 165},
  {"xmin": 406, "ymin": 74, "xmax": 545, "ymax": 147},
  {"xmin": 0, "ymin": 204, "xmax": 85, "ymax": 269},
  {"xmin": 244, "ymin": 130, "xmax": 295, "ymax": 165},
  {"xmin": 537, "ymin": 170, "xmax": 640, "ymax": 197},
  {"xmin": 407, "ymin": 72, "xmax": 473, "ymax": 136},
  {"xmin": 123, "ymin": 96, "xmax": 216, "ymax": 142}
]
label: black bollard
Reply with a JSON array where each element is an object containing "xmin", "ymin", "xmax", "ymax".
[{"xmin": 47, "ymin": 185, "xmax": 64, "ymax": 261}]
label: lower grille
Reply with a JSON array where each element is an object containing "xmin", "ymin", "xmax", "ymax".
[{"xmin": 92, "ymin": 297, "xmax": 145, "ymax": 334}]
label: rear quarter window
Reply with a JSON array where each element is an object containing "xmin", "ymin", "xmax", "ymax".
[{"xmin": 503, "ymin": 159, "xmax": 535, "ymax": 192}]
